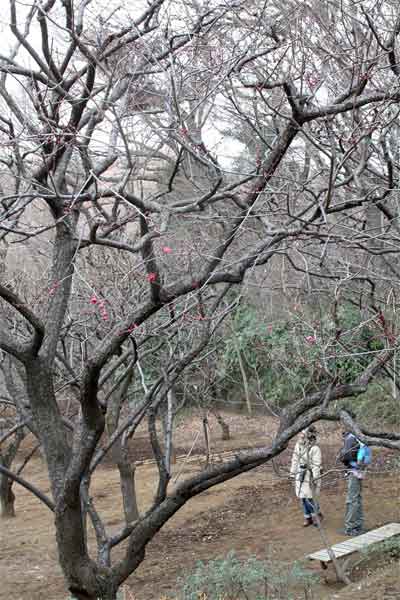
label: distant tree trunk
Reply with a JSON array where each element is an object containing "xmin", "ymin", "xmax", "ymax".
[
  {"xmin": 212, "ymin": 410, "xmax": 230, "ymax": 441},
  {"xmin": 0, "ymin": 475, "xmax": 15, "ymax": 518},
  {"xmin": 107, "ymin": 432, "xmax": 139, "ymax": 523},
  {"xmin": 162, "ymin": 387, "xmax": 177, "ymax": 469},
  {"xmin": 232, "ymin": 335, "xmax": 252, "ymax": 415},
  {"xmin": 203, "ymin": 413, "xmax": 210, "ymax": 466},
  {"xmin": 210, "ymin": 385, "xmax": 231, "ymax": 440},
  {"xmin": 392, "ymin": 355, "xmax": 398, "ymax": 400},
  {"xmin": 107, "ymin": 369, "xmax": 140, "ymax": 523},
  {"xmin": 0, "ymin": 423, "xmax": 25, "ymax": 519},
  {"xmin": 118, "ymin": 447, "xmax": 139, "ymax": 523}
]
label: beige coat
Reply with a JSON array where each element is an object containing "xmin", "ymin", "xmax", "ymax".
[{"xmin": 290, "ymin": 440, "xmax": 322, "ymax": 499}]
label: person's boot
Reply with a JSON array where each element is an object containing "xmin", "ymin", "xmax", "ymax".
[{"xmin": 303, "ymin": 517, "xmax": 313, "ymax": 527}]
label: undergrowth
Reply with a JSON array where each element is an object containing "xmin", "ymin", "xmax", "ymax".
[{"xmin": 175, "ymin": 551, "xmax": 319, "ymax": 599}]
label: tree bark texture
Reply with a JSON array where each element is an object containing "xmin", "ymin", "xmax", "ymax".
[
  {"xmin": 0, "ymin": 418, "xmax": 25, "ymax": 519},
  {"xmin": 0, "ymin": 477, "xmax": 15, "ymax": 518},
  {"xmin": 118, "ymin": 460, "xmax": 139, "ymax": 523},
  {"xmin": 213, "ymin": 410, "xmax": 231, "ymax": 441}
]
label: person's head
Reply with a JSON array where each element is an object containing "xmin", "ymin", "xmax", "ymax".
[{"xmin": 301, "ymin": 425, "xmax": 317, "ymax": 443}]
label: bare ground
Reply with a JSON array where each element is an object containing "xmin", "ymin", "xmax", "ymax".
[{"xmin": 1, "ymin": 414, "xmax": 399, "ymax": 599}]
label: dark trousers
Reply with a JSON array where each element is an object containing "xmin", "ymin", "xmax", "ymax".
[
  {"xmin": 302, "ymin": 498, "xmax": 318, "ymax": 517},
  {"xmin": 345, "ymin": 474, "xmax": 363, "ymax": 533}
]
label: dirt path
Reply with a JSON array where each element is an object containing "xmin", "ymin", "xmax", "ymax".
[
  {"xmin": 1, "ymin": 436, "xmax": 399, "ymax": 599},
  {"xmin": 128, "ymin": 466, "xmax": 399, "ymax": 599}
]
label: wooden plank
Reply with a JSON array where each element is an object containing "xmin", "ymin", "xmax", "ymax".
[
  {"xmin": 309, "ymin": 550, "xmax": 352, "ymax": 561},
  {"xmin": 378, "ymin": 523, "xmax": 400, "ymax": 532},
  {"xmin": 360, "ymin": 533, "xmax": 385, "ymax": 540},
  {"xmin": 309, "ymin": 541, "xmax": 367, "ymax": 558},
  {"xmin": 334, "ymin": 542, "xmax": 361, "ymax": 550},
  {"xmin": 343, "ymin": 539, "xmax": 371, "ymax": 548},
  {"xmin": 309, "ymin": 548, "xmax": 354, "ymax": 560},
  {"xmin": 330, "ymin": 543, "xmax": 359, "ymax": 552},
  {"xmin": 363, "ymin": 524, "xmax": 400, "ymax": 537},
  {"xmin": 308, "ymin": 522, "xmax": 400, "ymax": 563},
  {"xmin": 363, "ymin": 527, "xmax": 399, "ymax": 537},
  {"xmin": 368, "ymin": 528, "xmax": 400, "ymax": 538},
  {"xmin": 332, "ymin": 549, "xmax": 356, "ymax": 557}
]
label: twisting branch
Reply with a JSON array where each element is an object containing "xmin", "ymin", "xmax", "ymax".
[
  {"xmin": 0, "ymin": 283, "xmax": 44, "ymax": 354},
  {"xmin": 0, "ymin": 464, "xmax": 54, "ymax": 511}
]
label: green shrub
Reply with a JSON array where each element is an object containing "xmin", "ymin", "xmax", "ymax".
[
  {"xmin": 176, "ymin": 551, "xmax": 319, "ymax": 599},
  {"xmin": 335, "ymin": 381, "xmax": 400, "ymax": 425},
  {"xmin": 219, "ymin": 302, "xmax": 383, "ymax": 411},
  {"xmin": 360, "ymin": 536, "xmax": 400, "ymax": 561}
]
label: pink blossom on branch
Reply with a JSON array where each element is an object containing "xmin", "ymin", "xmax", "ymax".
[
  {"xmin": 91, "ymin": 298, "xmax": 109, "ymax": 321},
  {"xmin": 162, "ymin": 246, "xmax": 172, "ymax": 254},
  {"xmin": 48, "ymin": 281, "xmax": 60, "ymax": 296},
  {"xmin": 147, "ymin": 272, "xmax": 157, "ymax": 283},
  {"xmin": 118, "ymin": 323, "xmax": 138, "ymax": 335},
  {"xmin": 305, "ymin": 335, "xmax": 316, "ymax": 344},
  {"xmin": 305, "ymin": 73, "xmax": 320, "ymax": 88}
]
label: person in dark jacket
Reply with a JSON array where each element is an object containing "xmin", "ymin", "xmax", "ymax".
[{"xmin": 340, "ymin": 429, "xmax": 365, "ymax": 536}]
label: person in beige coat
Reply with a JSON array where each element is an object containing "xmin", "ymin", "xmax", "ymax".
[{"xmin": 290, "ymin": 425, "xmax": 322, "ymax": 526}]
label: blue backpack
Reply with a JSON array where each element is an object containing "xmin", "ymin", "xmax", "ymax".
[{"xmin": 357, "ymin": 443, "xmax": 372, "ymax": 466}]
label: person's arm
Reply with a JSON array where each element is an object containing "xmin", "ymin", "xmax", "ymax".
[
  {"xmin": 338, "ymin": 433, "xmax": 354, "ymax": 464},
  {"xmin": 310, "ymin": 445, "xmax": 322, "ymax": 482},
  {"xmin": 343, "ymin": 433, "xmax": 354, "ymax": 455}
]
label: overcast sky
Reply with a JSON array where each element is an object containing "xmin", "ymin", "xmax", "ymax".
[{"xmin": 0, "ymin": 1, "xmax": 245, "ymax": 170}]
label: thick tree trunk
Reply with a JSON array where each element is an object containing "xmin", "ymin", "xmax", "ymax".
[
  {"xmin": 0, "ymin": 476, "xmax": 15, "ymax": 518},
  {"xmin": 57, "ymin": 501, "xmax": 118, "ymax": 599}
]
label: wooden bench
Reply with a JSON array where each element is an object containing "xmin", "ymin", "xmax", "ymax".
[{"xmin": 307, "ymin": 522, "xmax": 400, "ymax": 573}]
